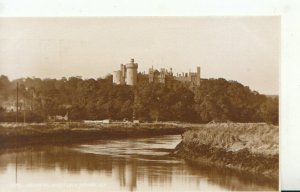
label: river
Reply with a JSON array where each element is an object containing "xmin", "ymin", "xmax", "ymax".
[{"xmin": 0, "ymin": 135, "xmax": 277, "ymax": 191}]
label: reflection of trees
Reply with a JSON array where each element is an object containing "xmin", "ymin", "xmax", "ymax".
[
  {"xmin": 113, "ymin": 158, "xmax": 174, "ymax": 191},
  {"xmin": 0, "ymin": 146, "xmax": 277, "ymax": 191},
  {"xmin": 136, "ymin": 160, "xmax": 173, "ymax": 188},
  {"xmin": 0, "ymin": 146, "xmax": 114, "ymax": 174},
  {"xmin": 183, "ymin": 160, "xmax": 278, "ymax": 191},
  {"xmin": 114, "ymin": 158, "xmax": 137, "ymax": 191}
]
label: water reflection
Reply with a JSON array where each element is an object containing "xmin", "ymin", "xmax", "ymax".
[{"xmin": 0, "ymin": 135, "xmax": 277, "ymax": 191}]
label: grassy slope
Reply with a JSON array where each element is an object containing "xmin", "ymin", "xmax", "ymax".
[{"xmin": 174, "ymin": 123, "xmax": 279, "ymax": 177}]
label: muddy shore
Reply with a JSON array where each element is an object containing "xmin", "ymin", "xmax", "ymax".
[{"xmin": 0, "ymin": 122, "xmax": 189, "ymax": 149}]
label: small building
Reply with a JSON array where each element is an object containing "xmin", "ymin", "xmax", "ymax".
[
  {"xmin": 133, "ymin": 120, "xmax": 140, "ymax": 124},
  {"xmin": 83, "ymin": 119, "xmax": 111, "ymax": 124},
  {"xmin": 1, "ymin": 99, "xmax": 27, "ymax": 112},
  {"xmin": 1, "ymin": 100, "xmax": 17, "ymax": 112},
  {"xmin": 48, "ymin": 113, "xmax": 68, "ymax": 122}
]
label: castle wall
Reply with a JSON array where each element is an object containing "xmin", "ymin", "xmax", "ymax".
[
  {"xmin": 148, "ymin": 66, "xmax": 201, "ymax": 93},
  {"xmin": 113, "ymin": 70, "xmax": 123, "ymax": 84}
]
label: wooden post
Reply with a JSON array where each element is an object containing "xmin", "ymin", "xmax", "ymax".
[
  {"xmin": 15, "ymin": 153, "xmax": 18, "ymax": 184},
  {"xmin": 23, "ymin": 89, "xmax": 26, "ymax": 124},
  {"xmin": 23, "ymin": 100, "xmax": 26, "ymax": 124},
  {"xmin": 16, "ymin": 82, "xmax": 19, "ymax": 123}
]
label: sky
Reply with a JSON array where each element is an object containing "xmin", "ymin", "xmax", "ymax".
[{"xmin": 0, "ymin": 17, "xmax": 280, "ymax": 95}]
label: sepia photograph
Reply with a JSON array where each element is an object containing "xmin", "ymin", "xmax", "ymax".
[{"xmin": 0, "ymin": 16, "xmax": 280, "ymax": 191}]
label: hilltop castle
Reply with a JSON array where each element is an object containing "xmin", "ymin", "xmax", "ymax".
[{"xmin": 113, "ymin": 58, "xmax": 201, "ymax": 90}]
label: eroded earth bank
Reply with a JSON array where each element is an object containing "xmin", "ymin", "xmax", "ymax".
[{"xmin": 173, "ymin": 123, "xmax": 278, "ymax": 178}]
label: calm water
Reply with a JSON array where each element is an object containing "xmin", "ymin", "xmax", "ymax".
[{"xmin": 0, "ymin": 135, "xmax": 277, "ymax": 192}]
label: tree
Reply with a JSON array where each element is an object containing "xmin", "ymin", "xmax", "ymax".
[{"xmin": 260, "ymin": 97, "xmax": 279, "ymax": 125}]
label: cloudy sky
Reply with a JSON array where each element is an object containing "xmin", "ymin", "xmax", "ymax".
[{"xmin": 0, "ymin": 17, "xmax": 279, "ymax": 94}]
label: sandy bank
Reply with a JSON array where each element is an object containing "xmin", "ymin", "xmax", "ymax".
[{"xmin": 173, "ymin": 123, "xmax": 279, "ymax": 178}]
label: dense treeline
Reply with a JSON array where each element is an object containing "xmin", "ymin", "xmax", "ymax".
[{"xmin": 0, "ymin": 74, "xmax": 278, "ymax": 124}]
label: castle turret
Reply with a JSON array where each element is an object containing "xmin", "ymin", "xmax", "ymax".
[
  {"xmin": 113, "ymin": 70, "xmax": 123, "ymax": 85},
  {"xmin": 125, "ymin": 58, "xmax": 138, "ymax": 86},
  {"xmin": 121, "ymin": 64, "xmax": 126, "ymax": 79},
  {"xmin": 113, "ymin": 64, "xmax": 126, "ymax": 85}
]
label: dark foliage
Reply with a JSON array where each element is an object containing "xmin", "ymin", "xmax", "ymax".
[{"xmin": 0, "ymin": 74, "xmax": 278, "ymax": 124}]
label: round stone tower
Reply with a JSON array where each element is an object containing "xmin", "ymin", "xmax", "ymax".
[{"xmin": 125, "ymin": 58, "xmax": 138, "ymax": 86}]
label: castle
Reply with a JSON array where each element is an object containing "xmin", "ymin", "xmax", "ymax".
[
  {"xmin": 148, "ymin": 66, "xmax": 201, "ymax": 90},
  {"xmin": 113, "ymin": 58, "xmax": 201, "ymax": 90},
  {"xmin": 148, "ymin": 67, "xmax": 173, "ymax": 84},
  {"xmin": 113, "ymin": 58, "xmax": 138, "ymax": 86},
  {"xmin": 174, "ymin": 67, "xmax": 201, "ymax": 87}
]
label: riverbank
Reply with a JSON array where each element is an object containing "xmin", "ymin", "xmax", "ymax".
[
  {"xmin": 172, "ymin": 123, "xmax": 279, "ymax": 178},
  {"xmin": 0, "ymin": 122, "xmax": 189, "ymax": 149}
]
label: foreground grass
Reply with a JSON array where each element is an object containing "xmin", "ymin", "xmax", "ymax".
[{"xmin": 173, "ymin": 123, "xmax": 279, "ymax": 178}]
